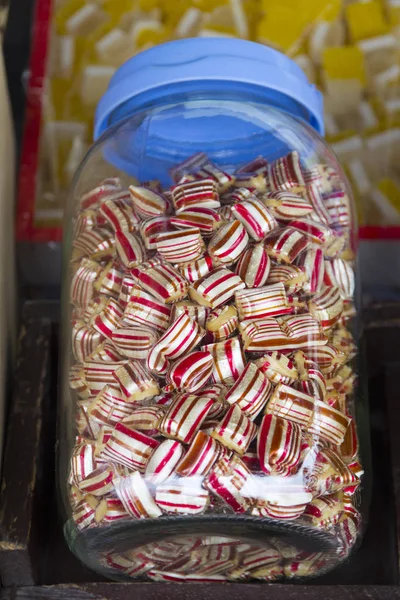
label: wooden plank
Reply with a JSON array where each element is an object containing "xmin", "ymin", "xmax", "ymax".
[
  {"xmin": 2, "ymin": 583, "xmax": 400, "ymax": 600},
  {"xmin": 0, "ymin": 316, "xmax": 51, "ymax": 586}
]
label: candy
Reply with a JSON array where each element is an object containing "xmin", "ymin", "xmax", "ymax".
[
  {"xmin": 91, "ymin": 297, "xmax": 124, "ymax": 339},
  {"xmin": 171, "ymin": 207, "xmax": 222, "ymax": 234},
  {"xmin": 111, "ymin": 327, "xmax": 159, "ymax": 359},
  {"xmin": 290, "ymin": 219, "xmax": 334, "ymax": 246},
  {"xmin": 178, "ymin": 254, "xmax": 213, "ymax": 283},
  {"xmin": 69, "ymin": 366, "xmax": 90, "ymax": 399},
  {"xmin": 71, "ymin": 259, "xmax": 102, "ymax": 308},
  {"xmin": 116, "ymin": 472, "xmax": 162, "ymax": 518},
  {"xmin": 232, "ymin": 199, "xmax": 277, "ymax": 241},
  {"xmin": 113, "ymin": 361, "xmax": 159, "ymax": 401},
  {"xmin": 255, "ymin": 351, "xmax": 298, "ymax": 385},
  {"xmin": 80, "ymin": 179, "xmax": 121, "ymax": 210},
  {"xmin": 95, "ymin": 263, "xmax": 123, "ymax": 299},
  {"xmin": 303, "ymin": 494, "xmax": 343, "ymax": 529},
  {"xmin": 131, "ymin": 262, "xmax": 188, "ymax": 303},
  {"xmin": 95, "ymin": 498, "xmax": 129, "ymax": 523},
  {"xmin": 309, "ymin": 399, "xmax": 350, "ymax": 445},
  {"xmin": 170, "ymin": 153, "xmax": 208, "ymax": 183},
  {"xmin": 87, "ymin": 340, "xmax": 121, "ymax": 363},
  {"xmin": 70, "ymin": 442, "xmax": 96, "ymax": 484},
  {"xmin": 235, "ymin": 244, "xmax": 271, "ymax": 288},
  {"xmin": 324, "ymin": 259, "xmax": 355, "ymax": 299},
  {"xmin": 306, "ymin": 183, "xmax": 331, "ymax": 225},
  {"xmin": 296, "ymin": 247, "xmax": 324, "ymax": 294},
  {"xmin": 104, "ymin": 551, "xmax": 153, "ymax": 576},
  {"xmin": 206, "ymin": 305, "xmax": 238, "ymax": 341},
  {"xmin": 279, "ymin": 314, "xmax": 328, "ymax": 347},
  {"xmin": 225, "ymin": 363, "xmax": 272, "ymax": 419},
  {"xmin": 264, "ymin": 227, "xmax": 308, "ymax": 264},
  {"xmin": 88, "ymin": 385, "xmax": 134, "ymax": 426},
  {"xmin": 115, "ymin": 230, "xmax": 145, "ymax": 267},
  {"xmin": 194, "ymin": 161, "xmax": 234, "ymax": 193},
  {"xmin": 309, "ymin": 287, "xmax": 344, "ymax": 329},
  {"xmin": 83, "ymin": 361, "xmax": 122, "ymax": 394},
  {"xmin": 268, "ymin": 265, "xmax": 307, "ymax": 294},
  {"xmin": 72, "ymin": 321, "xmax": 104, "ymax": 362},
  {"xmin": 265, "ymin": 384, "xmax": 315, "ymax": 429},
  {"xmin": 129, "ymin": 185, "xmax": 169, "ymax": 218},
  {"xmin": 156, "ymin": 480, "xmax": 210, "ymax": 514},
  {"xmin": 73, "ymin": 228, "xmax": 115, "ymax": 259},
  {"xmin": 176, "ymin": 430, "xmax": 227, "ymax": 477},
  {"xmin": 235, "ymin": 283, "xmax": 291, "ymax": 321},
  {"xmin": 123, "ymin": 288, "xmax": 171, "ymax": 333},
  {"xmin": 166, "ymin": 351, "xmax": 214, "ymax": 392},
  {"xmin": 208, "ymin": 221, "xmax": 249, "ymax": 265},
  {"xmin": 78, "ymin": 465, "xmax": 115, "ymax": 496},
  {"xmin": 121, "ymin": 406, "xmax": 165, "ymax": 436},
  {"xmin": 172, "ymin": 178, "xmax": 219, "ymax": 212},
  {"xmin": 140, "ymin": 216, "xmax": 175, "ymax": 250},
  {"xmin": 118, "ymin": 276, "xmax": 136, "ymax": 309},
  {"xmin": 204, "ymin": 455, "xmax": 254, "ymax": 513},
  {"xmin": 294, "ymin": 353, "xmax": 326, "ymax": 401},
  {"xmin": 211, "ymin": 405, "xmax": 257, "ymax": 455},
  {"xmin": 190, "ymin": 267, "xmax": 245, "ymax": 309},
  {"xmin": 156, "ymin": 227, "xmax": 204, "ymax": 263},
  {"xmin": 257, "ymin": 414, "xmax": 302, "ymax": 476},
  {"xmin": 145, "ymin": 439, "xmax": 184, "ymax": 485},
  {"xmin": 240, "ymin": 318, "xmax": 288, "ymax": 352},
  {"xmin": 99, "ymin": 194, "xmax": 140, "ymax": 231},
  {"xmin": 324, "ymin": 191, "xmax": 351, "ymax": 229},
  {"xmin": 100, "ymin": 423, "xmax": 159, "ymax": 471},
  {"xmin": 73, "ymin": 497, "xmax": 97, "ymax": 530},
  {"xmin": 266, "ymin": 152, "xmax": 305, "ymax": 192},
  {"xmin": 159, "ymin": 393, "xmax": 214, "ymax": 444},
  {"xmin": 172, "ymin": 302, "xmax": 209, "ymax": 328},
  {"xmin": 340, "ymin": 417, "xmax": 359, "ymax": 462},
  {"xmin": 263, "ymin": 191, "xmax": 314, "ymax": 220},
  {"xmin": 203, "ymin": 337, "xmax": 246, "ymax": 384}
]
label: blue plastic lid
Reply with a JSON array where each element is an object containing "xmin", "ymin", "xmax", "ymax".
[{"xmin": 93, "ymin": 39, "xmax": 324, "ymax": 184}]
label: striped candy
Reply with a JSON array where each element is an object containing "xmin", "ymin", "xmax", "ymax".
[
  {"xmin": 290, "ymin": 219, "xmax": 334, "ymax": 246},
  {"xmin": 166, "ymin": 351, "xmax": 214, "ymax": 393},
  {"xmin": 131, "ymin": 262, "xmax": 188, "ymax": 304},
  {"xmin": 264, "ymin": 227, "xmax": 308, "ymax": 264},
  {"xmin": 113, "ymin": 361, "xmax": 159, "ymax": 401},
  {"xmin": 95, "ymin": 263, "xmax": 123, "ymax": 299},
  {"xmin": 159, "ymin": 393, "xmax": 214, "ymax": 444},
  {"xmin": 123, "ymin": 288, "xmax": 171, "ymax": 333},
  {"xmin": 71, "ymin": 259, "xmax": 102, "ymax": 308},
  {"xmin": 100, "ymin": 423, "xmax": 159, "ymax": 471},
  {"xmin": 265, "ymin": 383, "xmax": 315, "ymax": 428},
  {"xmin": 171, "ymin": 207, "xmax": 222, "ymax": 234},
  {"xmin": 172, "ymin": 178, "xmax": 219, "ymax": 212},
  {"xmin": 268, "ymin": 265, "xmax": 307, "ymax": 294},
  {"xmin": 203, "ymin": 337, "xmax": 246, "ymax": 385},
  {"xmin": 99, "ymin": 194, "xmax": 140, "ymax": 231},
  {"xmin": 232, "ymin": 199, "xmax": 277, "ymax": 241},
  {"xmin": 175, "ymin": 430, "xmax": 227, "ymax": 477},
  {"xmin": 115, "ymin": 230, "xmax": 145, "ymax": 267},
  {"xmin": 309, "ymin": 399, "xmax": 350, "ymax": 445},
  {"xmin": 172, "ymin": 302, "xmax": 209, "ymax": 328},
  {"xmin": 145, "ymin": 439, "xmax": 184, "ymax": 485},
  {"xmin": 88, "ymin": 385, "xmax": 134, "ymax": 426},
  {"xmin": 303, "ymin": 494, "xmax": 343, "ymax": 529},
  {"xmin": 266, "ymin": 151, "xmax": 305, "ymax": 192},
  {"xmin": 263, "ymin": 191, "xmax": 313, "ymax": 220},
  {"xmin": 95, "ymin": 497, "xmax": 129, "ymax": 524},
  {"xmin": 121, "ymin": 406, "xmax": 165, "ymax": 436},
  {"xmin": 257, "ymin": 414, "xmax": 302, "ymax": 476},
  {"xmin": 72, "ymin": 321, "xmax": 104, "ymax": 362},
  {"xmin": 91, "ymin": 297, "xmax": 124, "ymax": 339},
  {"xmin": 73, "ymin": 497, "xmax": 97, "ymax": 530},
  {"xmin": 225, "ymin": 363, "xmax": 272, "ymax": 419},
  {"xmin": 190, "ymin": 267, "xmax": 245, "ymax": 309},
  {"xmin": 156, "ymin": 480, "xmax": 210, "ymax": 514},
  {"xmin": 129, "ymin": 185, "xmax": 169, "ymax": 218},
  {"xmin": 116, "ymin": 472, "xmax": 162, "ymax": 518},
  {"xmin": 209, "ymin": 221, "xmax": 249, "ymax": 265},
  {"xmin": 255, "ymin": 351, "xmax": 298, "ymax": 384},
  {"xmin": 235, "ymin": 283, "xmax": 291, "ymax": 321},
  {"xmin": 296, "ymin": 247, "xmax": 324, "ymax": 295},
  {"xmin": 111, "ymin": 327, "xmax": 158, "ymax": 359},
  {"xmin": 236, "ymin": 244, "xmax": 271, "ymax": 288},
  {"xmin": 211, "ymin": 405, "xmax": 257, "ymax": 455},
  {"xmin": 140, "ymin": 216, "xmax": 175, "ymax": 250},
  {"xmin": 80, "ymin": 179, "xmax": 121, "ymax": 210},
  {"xmin": 206, "ymin": 305, "xmax": 238, "ymax": 341},
  {"xmin": 70, "ymin": 442, "xmax": 96, "ymax": 485},
  {"xmin": 309, "ymin": 286, "xmax": 344, "ymax": 329},
  {"xmin": 323, "ymin": 259, "xmax": 355, "ymax": 299},
  {"xmin": 178, "ymin": 254, "xmax": 213, "ymax": 283},
  {"xmin": 78, "ymin": 465, "xmax": 115, "ymax": 496},
  {"xmin": 204, "ymin": 455, "xmax": 254, "ymax": 513},
  {"xmin": 73, "ymin": 228, "xmax": 115, "ymax": 259},
  {"xmin": 156, "ymin": 227, "xmax": 204, "ymax": 263}
]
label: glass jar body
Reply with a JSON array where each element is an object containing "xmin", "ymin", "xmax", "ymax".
[{"xmin": 60, "ymin": 96, "xmax": 368, "ymax": 582}]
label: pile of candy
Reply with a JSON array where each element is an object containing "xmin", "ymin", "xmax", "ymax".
[{"xmin": 68, "ymin": 150, "xmax": 362, "ymax": 581}]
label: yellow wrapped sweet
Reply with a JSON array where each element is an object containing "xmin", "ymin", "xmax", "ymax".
[{"xmin": 345, "ymin": 1, "xmax": 388, "ymax": 43}]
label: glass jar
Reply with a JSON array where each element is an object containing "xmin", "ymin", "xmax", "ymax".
[{"xmin": 60, "ymin": 38, "xmax": 369, "ymax": 582}]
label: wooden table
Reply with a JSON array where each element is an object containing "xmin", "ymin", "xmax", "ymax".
[{"xmin": 0, "ymin": 300, "xmax": 399, "ymax": 599}]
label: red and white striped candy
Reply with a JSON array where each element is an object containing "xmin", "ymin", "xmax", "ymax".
[
  {"xmin": 306, "ymin": 182, "xmax": 331, "ymax": 224},
  {"xmin": 279, "ymin": 313, "xmax": 328, "ymax": 347},
  {"xmin": 72, "ymin": 321, "xmax": 104, "ymax": 362},
  {"xmin": 116, "ymin": 471, "xmax": 162, "ymax": 518},
  {"xmin": 256, "ymin": 351, "xmax": 298, "ymax": 384},
  {"xmin": 303, "ymin": 494, "xmax": 343, "ymax": 528},
  {"xmin": 140, "ymin": 216, "xmax": 175, "ymax": 250},
  {"xmin": 176, "ymin": 430, "xmax": 227, "ymax": 477},
  {"xmin": 236, "ymin": 244, "xmax": 271, "ymax": 288},
  {"xmin": 156, "ymin": 480, "xmax": 210, "ymax": 514},
  {"xmin": 178, "ymin": 254, "xmax": 213, "ymax": 283},
  {"xmin": 80, "ymin": 179, "xmax": 121, "ymax": 210},
  {"xmin": 95, "ymin": 263, "xmax": 123, "ymax": 299},
  {"xmin": 88, "ymin": 385, "xmax": 134, "ymax": 426},
  {"xmin": 323, "ymin": 259, "xmax": 355, "ymax": 299},
  {"xmin": 236, "ymin": 546, "xmax": 281, "ymax": 574},
  {"xmin": 131, "ymin": 263, "xmax": 188, "ymax": 304},
  {"xmin": 296, "ymin": 247, "xmax": 324, "ymax": 294},
  {"xmin": 113, "ymin": 361, "xmax": 159, "ymax": 401},
  {"xmin": 294, "ymin": 354, "xmax": 326, "ymax": 401},
  {"xmin": 284, "ymin": 552, "xmax": 328, "ymax": 578},
  {"xmin": 218, "ymin": 205, "xmax": 235, "ymax": 221},
  {"xmin": 257, "ymin": 414, "xmax": 302, "ymax": 476},
  {"xmin": 159, "ymin": 393, "xmax": 214, "ymax": 444},
  {"xmin": 115, "ymin": 230, "xmax": 145, "ymax": 268},
  {"xmin": 253, "ymin": 499, "xmax": 309, "ymax": 520},
  {"xmin": 73, "ymin": 228, "xmax": 115, "ymax": 259},
  {"xmin": 309, "ymin": 286, "xmax": 344, "ymax": 329},
  {"xmin": 121, "ymin": 406, "xmax": 165, "ymax": 436},
  {"xmin": 166, "ymin": 351, "xmax": 213, "ymax": 392},
  {"xmin": 235, "ymin": 283, "xmax": 291, "ymax": 321},
  {"xmin": 104, "ymin": 551, "xmax": 154, "ymax": 576},
  {"xmin": 190, "ymin": 267, "xmax": 245, "ymax": 309},
  {"xmin": 211, "ymin": 404, "xmax": 257, "ymax": 455},
  {"xmin": 172, "ymin": 178, "xmax": 220, "ymax": 212},
  {"xmin": 340, "ymin": 417, "xmax": 358, "ymax": 462},
  {"xmin": 83, "ymin": 361, "xmax": 122, "ymax": 395},
  {"xmin": 268, "ymin": 265, "xmax": 307, "ymax": 294},
  {"xmin": 147, "ymin": 312, "xmax": 204, "ymax": 374},
  {"xmin": 240, "ymin": 318, "xmax": 288, "ymax": 352},
  {"xmin": 82, "ymin": 296, "xmax": 108, "ymax": 324},
  {"xmin": 129, "ymin": 185, "xmax": 169, "ymax": 218},
  {"xmin": 204, "ymin": 455, "xmax": 254, "ymax": 513},
  {"xmin": 194, "ymin": 161, "xmax": 234, "ymax": 193},
  {"xmin": 87, "ymin": 340, "xmax": 121, "ymax": 362},
  {"xmin": 324, "ymin": 190, "xmax": 351, "ymax": 228},
  {"xmin": 100, "ymin": 422, "xmax": 159, "ymax": 471},
  {"xmin": 263, "ymin": 191, "xmax": 313, "ymax": 220},
  {"xmin": 290, "ymin": 219, "xmax": 334, "ymax": 246},
  {"xmin": 91, "ymin": 297, "xmax": 123, "ymax": 339},
  {"xmin": 111, "ymin": 327, "xmax": 158, "ymax": 359},
  {"xmin": 325, "ymin": 231, "xmax": 348, "ymax": 258},
  {"xmin": 203, "ymin": 337, "xmax": 246, "ymax": 384},
  {"xmin": 232, "ymin": 199, "xmax": 277, "ymax": 242},
  {"xmin": 75, "ymin": 402, "xmax": 100, "ymax": 438},
  {"xmin": 171, "ymin": 207, "xmax": 222, "ymax": 234},
  {"xmin": 156, "ymin": 227, "xmax": 204, "ymax": 263},
  {"xmin": 78, "ymin": 464, "xmax": 115, "ymax": 496},
  {"xmin": 95, "ymin": 497, "xmax": 128, "ymax": 523},
  {"xmin": 225, "ymin": 363, "xmax": 272, "ymax": 419},
  {"xmin": 70, "ymin": 442, "xmax": 96, "ymax": 484},
  {"xmin": 73, "ymin": 497, "xmax": 97, "ymax": 530},
  {"xmin": 123, "ymin": 288, "xmax": 171, "ymax": 333},
  {"xmin": 170, "ymin": 152, "xmax": 208, "ymax": 182},
  {"xmin": 206, "ymin": 305, "xmax": 238, "ymax": 340},
  {"xmin": 172, "ymin": 302, "xmax": 209, "ymax": 328},
  {"xmin": 309, "ymin": 399, "xmax": 350, "ymax": 445},
  {"xmin": 118, "ymin": 276, "xmax": 136, "ymax": 309},
  {"xmin": 208, "ymin": 221, "xmax": 249, "ymax": 265},
  {"xmin": 265, "ymin": 383, "xmax": 315, "ymax": 428},
  {"xmin": 69, "ymin": 365, "xmax": 90, "ymax": 399},
  {"xmin": 99, "ymin": 194, "xmax": 140, "ymax": 231},
  {"xmin": 266, "ymin": 151, "xmax": 305, "ymax": 192},
  {"xmin": 145, "ymin": 439, "xmax": 184, "ymax": 484},
  {"xmin": 71, "ymin": 259, "xmax": 102, "ymax": 308},
  {"xmin": 264, "ymin": 227, "xmax": 308, "ymax": 264}
]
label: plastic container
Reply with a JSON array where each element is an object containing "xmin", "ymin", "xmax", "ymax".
[{"xmin": 60, "ymin": 39, "xmax": 368, "ymax": 582}]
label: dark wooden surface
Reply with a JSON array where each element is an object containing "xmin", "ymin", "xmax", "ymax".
[{"xmin": 1, "ymin": 300, "xmax": 400, "ymax": 598}]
